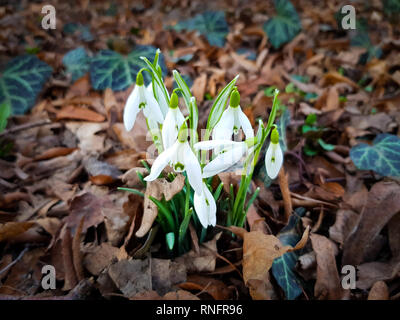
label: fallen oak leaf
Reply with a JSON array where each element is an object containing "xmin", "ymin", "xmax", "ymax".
[
  {"xmin": 310, "ymin": 233, "xmax": 346, "ymax": 300},
  {"xmin": 342, "ymin": 181, "xmax": 400, "ymax": 266},
  {"xmin": 228, "ymin": 225, "xmax": 310, "ymax": 300}
]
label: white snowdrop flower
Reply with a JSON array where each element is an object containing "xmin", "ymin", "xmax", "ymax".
[
  {"xmin": 194, "ymin": 139, "xmax": 253, "ymax": 178},
  {"xmin": 194, "ymin": 182, "xmax": 217, "ymax": 228},
  {"xmin": 265, "ymin": 127, "xmax": 283, "ymax": 179},
  {"xmin": 123, "ymin": 72, "xmax": 164, "ymax": 131},
  {"xmin": 212, "ymin": 89, "xmax": 254, "ymax": 141},
  {"xmin": 144, "ymin": 122, "xmax": 203, "ymax": 195},
  {"xmin": 161, "ymin": 92, "xmax": 185, "ymax": 150}
]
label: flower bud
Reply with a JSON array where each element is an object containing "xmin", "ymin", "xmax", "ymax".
[
  {"xmin": 170, "ymin": 92, "xmax": 179, "ymax": 109},
  {"xmin": 136, "ymin": 72, "xmax": 144, "ymax": 86},
  {"xmin": 271, "ymin": 127, "xmax": 279, "ymax": 144},
  {"xmin": 230, "ymin": 89, "xmax": 240, "ymax": 108}
]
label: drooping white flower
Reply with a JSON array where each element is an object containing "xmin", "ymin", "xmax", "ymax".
[
  {"xmin": 194, "ymin": 182, "xmax": 216, "ymax": 228},
  {"xmin": 149, "ymin": 77, "xmax": 169, "ymax": 117},
  {"xmin": 212, "ymin": 89, "xmax": 254, "ymax": 141},
  {"xmin": 162, "ymin": 92, "xmax": 185, "ymax": 149},
  {"xmin": 265, "ymin": 127, "xmax": 283, "ymax": 179},
  {"xmin": 123, "ymin": 72, "xmax": 164, "ymax": 132},
  {"xmin": 194, "ymin": 139, "xmax": 250, "ymax": 178},
  {"xmin": 144, "ymin": 123, "xmax": 203, "ymax": 195}
]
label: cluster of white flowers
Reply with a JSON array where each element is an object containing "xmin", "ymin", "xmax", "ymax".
[{"xmin": 123, "ymin": 67, "xmax": 283, "ymax": 229}]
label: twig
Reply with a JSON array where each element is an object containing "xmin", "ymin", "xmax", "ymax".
[
  {"xmin": 278, "ymin": 167, "xmax": 292, "ymax": 223},
  {"xmin": 0, "ymin": 119, "xmax": 51, "ymax": 137},
  {"xmin": 0, "ymin": 247, "xmax": 29, "ymax": 275}
]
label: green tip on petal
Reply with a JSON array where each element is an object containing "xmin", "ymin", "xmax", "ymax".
[
  {"xmin": 170, "ymin": 92, "xmax": 179, "ymax": 109},
  {"xmin": 271, "ymin": 127, "xmax": 279, "ymax": 144},
  {"xmin": 178, "ymin": 121, "xmax": 188, "ymax": 142},
  {"xmin": 136, "ymin": 72, "xmax": 144, "ymax": 86},
  {"xmin": 230, "ymin": 89, "xmax": 240, "ymax": 108}
]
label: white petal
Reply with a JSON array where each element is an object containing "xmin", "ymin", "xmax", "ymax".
[
  {"xmin": 162, "ymin": 109, "xmax": 177, "ymax": 150},
  {"xmin": 238, "ymin": 108, "xmax": 254, "ymax": 139},
  {"xmin": 194, "ymin": 191, "xmax": 208, "ymax": 228},
  {"xmin": 204, "ymin": 185, "xmax": 216, "ymax": 226},
  {"xmin": 174, "ymin": 108, "xmax": 185, "ymax": 128},
  {"xmin": 212, "ymin": 108, "xmax": 234, "ymax": 141},
  {"xmin": 144, "ymin": 87, "xmax": 164, "ymax": 123},
  {"xmin": 144, "ymin": 142, "xmax": 177, "ymax": 181},
  {"xmin": 265, "ymin": 143, "xmax": 283, "ymax": 179},
  {"xmin": 194, "ymin": 139, "xmax": 240, "ymax": 151},
  {"xmin": 202, "ymin": 143, "xmax": 246, "ymax": 178},
  {"xmin": 182, "ymin": 142, "xmax": 203, "ymax": 195},
  {"xmin": 123, "ymin": 86, "xmax": 140, "ymax": 131}
]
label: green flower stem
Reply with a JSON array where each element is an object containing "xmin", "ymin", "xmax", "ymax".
[{"xmin": 231, "ymin": 90, "xmax": 280, "ymax": 227}]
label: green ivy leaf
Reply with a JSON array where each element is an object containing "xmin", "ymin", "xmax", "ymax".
[
  {"xmin": 62, "ymin": 47, "xmax": 90, "ymax": 81},
  {"xmin": 263, "ymin": 0, "xmax": 302, "ymax": 49},
  {"xmin": 90, "ymin": 45, "xmax": 165, "ymax": 91},
  {"xmin": 172, "ymin": 11, "xmax": 229, "ymax": 47},
  {"xmin": 271, "ymin": 208, "xmax": 305, "ymax": 300},
  {"xmin": 350, "ymin": 134, "xmax": 400, "ymax": 177},
  {"xmin": 0, "ymin": 55, "xmax": 52, "ymax": 115},
  {"xmin": 0, "ymin": 102, "xmax": 11, "ymax": 132}
]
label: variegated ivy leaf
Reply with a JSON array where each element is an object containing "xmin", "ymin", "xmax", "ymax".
[
  {"xmin": 350, "ymin": 134, "xmax": 400, "ymax": 177},
  {"xmin": 271, "ymin": 208, "xmax": 305, "ymax": 300},
  {"xmin": 90, "ymin": 45, "xmax": 166, "ymax": 91},
  {"xmin": 172, "ymin": 11, "xmax": 229, "ymax": 47},
  {"xmin": 62, "ymin": 47, "xmax": 91, "ymax": 81},
  {"xmin": 263, "ymin": 0, "xmax": 302, "ymax": 49},
  {"xmin": 0, "ymin": 55, "xmax": 52, "ymax": 115}
]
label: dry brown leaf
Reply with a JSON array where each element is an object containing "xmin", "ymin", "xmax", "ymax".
[
  {"xmin": 357, "ymin": 261, "xmax": 400, "ymax": 290},
  {"xmin": 329, "ymin": 209, "xmax": 359, "ymax": 246},
  {"xmin": 105, "ymin": 150, "xmax": 145, "ymax": 170},
  {"xmin": 179, "ymin": 274, "xmax": 233, "ymax": 300},
  {"xmin": 241, "ymin": 227, "xmax": 309, "ymax": 300},
  {"xmin": 368, "ymin": 281, "xmax": 389, "ymax": 300},
  {"xmin": 176, "ymin": 233, "xmax": 221, "ymax": 273},
  {"xmin": 136, "ymin": 175, "xmax": 185, "ymax": 237},
  {"xmin": 151, "ymin": 258, "xmax": 186, "ymax": 295},
  {"xmin": 320, "ymin": 72, "xmax": 358, "ymax": 90},
  {"xmin": 342, "ymin": 182, "xmax": 400, "ymax": 266},
  {"xmin": 66, "ymin": 193, "xmax": 106, "ymax": 233},
  {"xmin": 34, "ymin": 147, "xmax": 77, "ymax": 161},
  {"xmin": 57, "ymin": 105, "xmax": 106, "ymax": 122},
  {"xmin": 122, "ymin": 167, "xmax": 149, "ymax": 187},
  {"xmin": 65, "ymin": 74, "xmax": 91, "ymax": 99},
  {"xmin": 83, "ymin": 242, "xmax": 123, "ymax": 276},
  {"xmin": 61, "ymin": 226, "xmax": 78, "ymax": 291},
  {"xmin": 192, "ymin": 73, "xmax": 207, "ymax": 103},
  {"xmin": 108, "ymin": 258, "xmax": 152, "ymax": 298},
  {"xmin": 0, "ymin": 221, "xmax": 35, "ymax": 242},
  {"xmin": 310, "ymin": 233, "xmax": 345, "ymax": 300},
  {"xmin": 72, "ymin": 217, "xmax": 85, "ymax": 281},
  {"xmin": 66, "ymin": 122, "xmax": 108, "ymax": 153}
]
